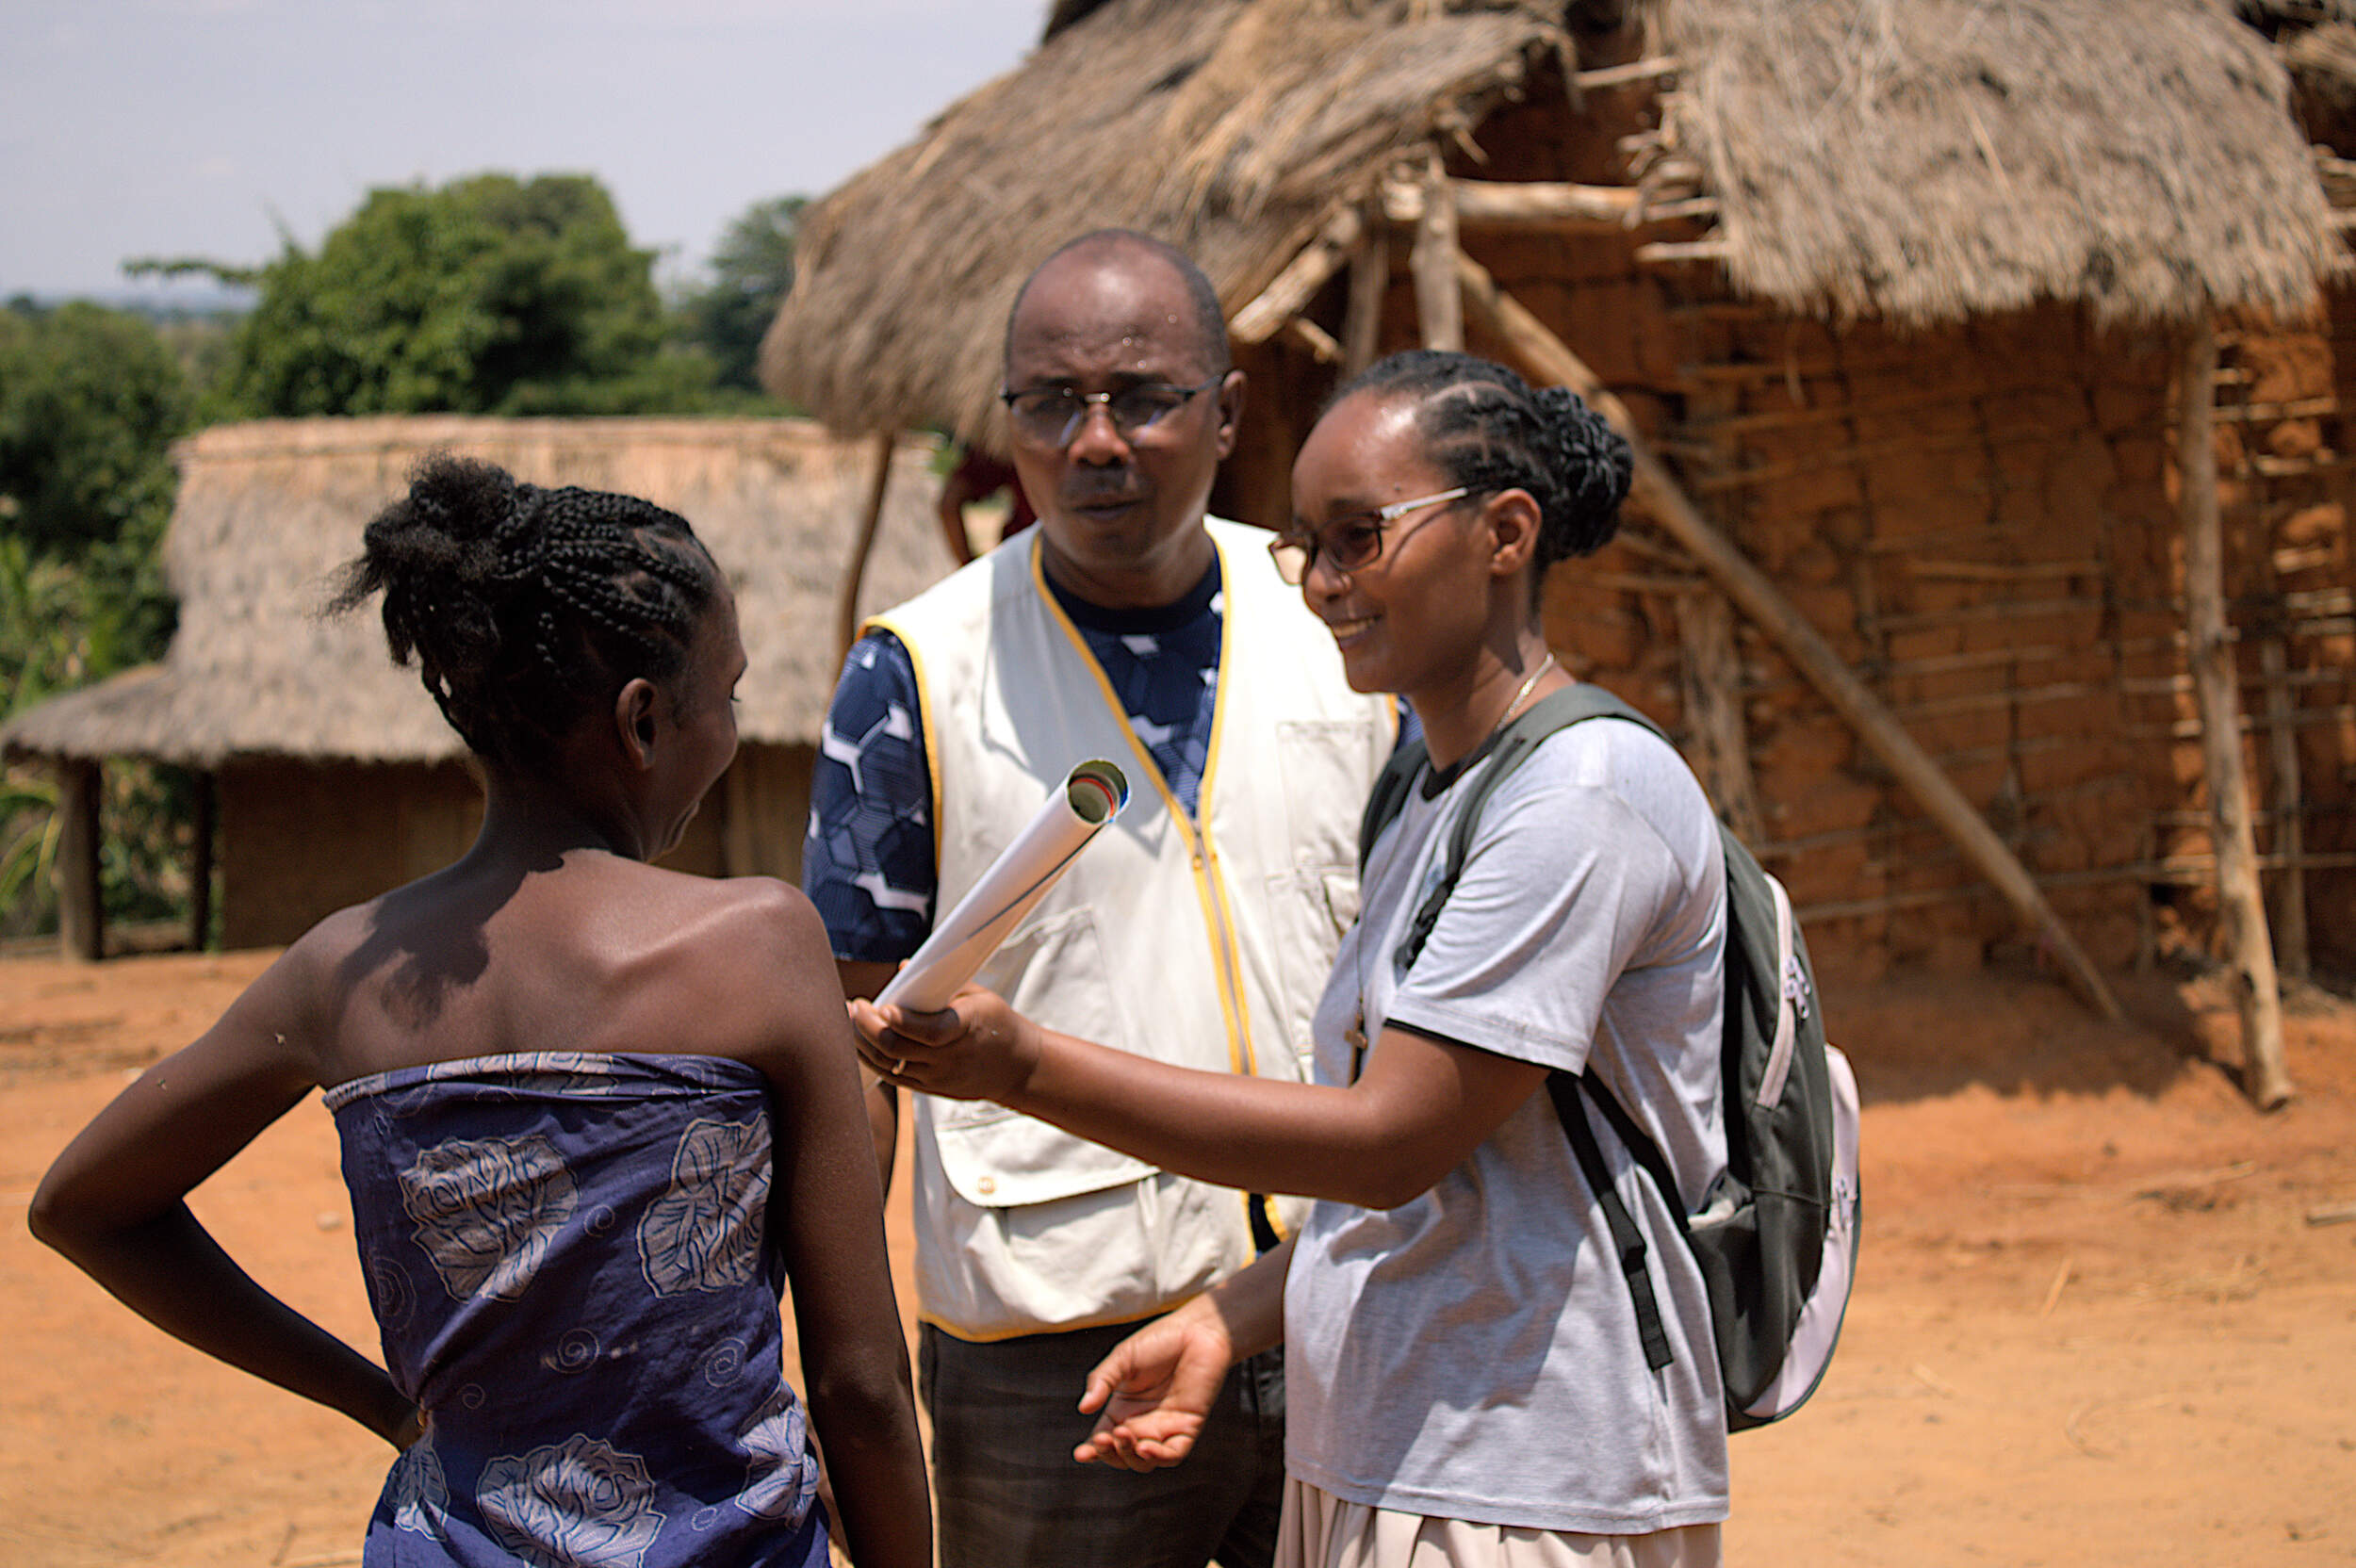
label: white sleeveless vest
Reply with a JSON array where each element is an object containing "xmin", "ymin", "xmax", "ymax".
[{"xmin": 872, "ymin": 518, "xmax": 1396, "ymax": 1338}]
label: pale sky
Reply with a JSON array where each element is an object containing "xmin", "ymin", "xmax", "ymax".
[{"xmin": 2, "ymin": 0, "xmax": 1049, "ymax": 302}]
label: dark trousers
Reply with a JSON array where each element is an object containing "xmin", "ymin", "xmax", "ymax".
[{"xmin": 921, "ymin": 1320, "xmax": 1287, "ymax": 1568}]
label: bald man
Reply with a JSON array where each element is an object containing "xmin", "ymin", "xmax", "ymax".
[{"xmin": 803, "ymin": 231, "xmax": 1399, "ymax": 1568}]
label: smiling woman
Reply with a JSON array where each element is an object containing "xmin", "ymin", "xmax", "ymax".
[{"xmin": 854, "ymin": 351, "xmax": 1736, "ymax": 1567}]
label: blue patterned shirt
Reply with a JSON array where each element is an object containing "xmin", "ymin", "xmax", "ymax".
[{"xmin": 802, "ymin": 558, "xmax": 1418, "ymax": 965}]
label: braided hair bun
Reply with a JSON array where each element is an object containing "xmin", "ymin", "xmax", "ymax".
[
  {"xmin": 1529, "ymin": 384, "xmax": 1633, "ymax": 565},
  {"xmin": 331, "ymin": 454, "xmax": 717, "ymax": 771},
  {"xmin": 1326, "ymin": 351, "xmax": 1634, "ymax": 579}
]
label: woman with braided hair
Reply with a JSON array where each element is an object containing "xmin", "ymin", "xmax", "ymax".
[
  {"xmin": 33, "ymin": 456, "xmax": 929, "ymax": 1568},
  {"xmin": 853, "ymin": 351, "xmax": 1730, "ymax": 1566}
]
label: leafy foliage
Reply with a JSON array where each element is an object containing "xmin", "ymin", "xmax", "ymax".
[
  {"xmin": 0, "ymin": 302, "xmax": 194, "ymax": 940},
  {"xmin": 673, "ymin": 196, "xmax": 804, "ymax": 396},
  {"xmin": 211, "ymin": 173, "xmax": 690, "ymax": 417},
  {"xmin": 0, "ymin": 300, "xmax": 189, "ymax": 565},
  {"xmin": 1, "ymin": 177, "xmax": 822, "ymax": 942}
]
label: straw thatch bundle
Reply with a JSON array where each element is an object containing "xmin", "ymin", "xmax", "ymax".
[
  {"xmin": 1661, "ymin": 0, "xmax": 2342, "ymax": 327},
  {"xmin": 761, "ymin": 0, "xmax": 1570, "ymax": 444},
  {"xmin": 1, "ymin": 418, "xmax": 952, "ymax": 768},
  {"xmin": 2281, "ymin": 21, "xmax": 2356, "ymax": 149},
  {"xmin": 2237, "ymin": 1, "xmax": 2356, "ymax": 26},
  {"xmin": 763, "ymin": 0, "xmax": 2342, "ymax": 440}
]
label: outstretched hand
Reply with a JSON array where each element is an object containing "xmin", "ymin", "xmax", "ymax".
[
  {"xmin": 1072, "ymin": 1298, "xmax": 1237, "ymax": 1472},
  {"xmin": 846, "ymin": 985, "xmax": 1041, "ymax": 1103}
]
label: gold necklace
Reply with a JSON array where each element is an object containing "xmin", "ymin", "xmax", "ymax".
[{"xmin": 1497, "ymin": 652, "xmax": 1559, "ymax": 729}]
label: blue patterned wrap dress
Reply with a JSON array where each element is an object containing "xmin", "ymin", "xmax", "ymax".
[{"xmin": 325, "ymin": 1052, "xmax": 829, "ymax": 1568}]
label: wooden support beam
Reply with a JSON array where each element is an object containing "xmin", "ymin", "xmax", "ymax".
[
  {"xmin": 1574, "ymin": 55, "xmax": 1682, "ymax": 91},
  {"xmin": 1411, "ymin": 155, "xmax": 1462, "ymax": 352},
  {"xmin": 1232, "ymin": 205, "xmax": 1365, "ymax": 345},
  {"xmin": 2259, "ymin": 636, "xmax": 2311, "ymax": 981},
  {"xmin": 188, "ymin": 769, "xmax": 215, "ymax": 951},
  {"xmin": 1674, "ymin": 593, "xmax": 1763, "ymax": 841},
  {"xmin": 56, "ymin": 758, "xmax": 102, "ymax": 962},
  {"xmin": 1636, "ymin": 239, "xmax": 1731, "ymax": 267},
  {"xmin": 1344, "ymin": 209, "xmax": 1388, "ymax": 376},
  {"xmin": 1284, "ymin": 316, "xmax": 1342, "ymax": 365},
  {"xmin": 1452, "ymin": 249, "xmax": 2125, "ymax": 1021},
  {"xmin": 2180, "ymin": 318, "xmax": 2292, "ymax": 1107},
  {"xmin": 1385, "ymin": 177, "xmax": 1642, "ymax": 229},
  {"xmin": 835, "ymin": 433, "xmax": 896, "ymax": 663}
]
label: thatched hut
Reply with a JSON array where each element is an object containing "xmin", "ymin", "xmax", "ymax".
[
  {"xmin": 1, "ymin": 417, "xmax": 955, "ymax": 952},
  {"xmin": 763, "ymin": 0, "xmax": 2356, "ymax": 1100}
]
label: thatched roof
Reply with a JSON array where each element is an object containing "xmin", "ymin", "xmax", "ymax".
[
  {"xmin": 762, "ymin": 0, "xmax": 1572, "ymax": 443},
  {"xmin": 762, "ymin": 0, "xmax": 2343, "ymax": 442},
  {"xmin": 2280, "ymin": 21, "xmax": 2356, "ymax": 151},
  {"xmin": 1661, "ymin": 0, "xmax": 2340, "ymax": 328},
  {"xmin": 1, "ymin": 418, "xmax": 955, "ymax": 768}
]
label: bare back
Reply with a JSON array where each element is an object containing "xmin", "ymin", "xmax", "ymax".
[{"xmin": 290, "ymin": 851, "xmax": 843, "ymax": 1090}]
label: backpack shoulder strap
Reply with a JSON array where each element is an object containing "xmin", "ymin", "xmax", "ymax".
[
  {"xmin": 1393, "ymin": 683, "xmax": 1662, "ymax": 971},
  {"xmin": 1358, "ymin": 735, "xmax": 1431, "ymax": 876},
  {"xmin": 1548, "ymin": 1073, "xmax": 1677, "ymax": 1371}
]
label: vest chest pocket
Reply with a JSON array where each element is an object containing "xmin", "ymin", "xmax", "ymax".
[
  {"xmin": 1275, "ymin": 718, "xmax": 1385, "ymax": 866},
  {"xmin": 931, "ymin": 904, "xmax": 1158, "ymax": 1208},
  {"xmin": 1256, "ymin": 867, "xmax": 1362, "ymax": 1073}
]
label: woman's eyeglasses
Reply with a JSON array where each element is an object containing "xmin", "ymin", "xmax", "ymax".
[
  {"xmin": 1268, "ymin": 487, "xmax": 1472, "ymax": 586},
  {"xmin": 999, "ymin": 377, "xmax": 1225, "ymax": 449}
]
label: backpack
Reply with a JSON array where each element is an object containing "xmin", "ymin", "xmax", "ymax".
[{"xmin": 1359, "ymin": 682, "xmax": 1861, "ymax": 1431}]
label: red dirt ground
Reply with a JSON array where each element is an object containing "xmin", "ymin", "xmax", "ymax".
[{"xmin": 3, "ymin": 950, "xmax": 2352, "ymax": 1566}]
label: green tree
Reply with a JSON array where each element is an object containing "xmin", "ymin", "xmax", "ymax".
[
  {"xmin": 675, "ymin": 195, "xmax": 805, "ymax": 395},
  {"xmin": 0, "ymin": 302, "xmax": 194, "ymax": 939},
  {"xmin": 211, "ymin": 172, "xmax": 702, "ymax": 417},
  {"xmin": 0, "ymin": 300, "xmax": 189, "ymax": 564}
]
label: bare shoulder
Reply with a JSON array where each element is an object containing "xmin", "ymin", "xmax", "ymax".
[
  {"xmin": 241, "ymin": 899, "xmax": 381, "ymax": 1019},
  {"xmin": 622, "ymin": 872, "xmax": 846, "ymax": 1068},
  {"xmin": 656, "ymin": 872, "xmax": 830, "ymax": 971}
]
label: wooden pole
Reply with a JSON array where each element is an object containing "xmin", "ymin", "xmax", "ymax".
[
  {"xmin": 1283, "ymin": 317, "xmax": 1342, "ymax": 365},
  {"xmin": 836, "ymin": 434, "xmax": 897, "ymax": 663},
  {"xmin": 1385, "ymin": 177, "xmax": 1646, "ymax": 230},
  {"xmin": 188, "ymin": 769, "xmax": 215, "ymax": 951},
  {"xmin": 1674, "ymin": 593, "xmax": 1763, "ymax": 841},
  {"xmin": 1344, "ymin": 213, "xmax": 1387, "ymax": 377},
  {"xmin": 1231, "ymin": 206, "xmax": 1364, "ymax": 346},
  {"xmin": 2258, "ymin": 634, "xmax": 2310, "ymax": 981},
  {"xmin": 56, "ymin": 758, "xmax": 103, "ymax": 962},
  {"xmin": 1411, "ymin": 154, "xmax": 1463, "ymax": 352},
  {"xmin": 2179, "ymin": 318, "xmax": 2292, "ymax": 1106},
  {"xmin": 1453, "ymin": 249, "xmax": 2124, "ymax": 1021}
]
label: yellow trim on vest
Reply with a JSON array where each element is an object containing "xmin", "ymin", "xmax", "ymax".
[
  {"xmin": 1260, "ymin": 1192, "xmax": 1289, "ymax": 1244},
  {"xmin": 863, "ymin": 610, "xmax": 948, "ymax": 877},
  {"xmin": 1026, "ymin": 544, "xmax": 1253, "ymax": 1078},
  {"xmin": 1191, "ymin": 530, "xmax": 1262, "ymax": 1078}
]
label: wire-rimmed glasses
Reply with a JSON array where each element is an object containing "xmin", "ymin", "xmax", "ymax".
[
  {"xmin": 999, "ymin": 376, "xmax": 1226, "ymax": 449},
  {"xmin": 1267, "ymin": 486, "xmax": 1473, "ymax": 586}
]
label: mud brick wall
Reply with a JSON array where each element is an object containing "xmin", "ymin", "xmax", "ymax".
[
  {"xmin": 1218, "ymin": 87, "xmax": 2356, "ymax": 984},
  {"xmin": 2174, "ymin": 304, "xmax": 2356, "ymax": 973}
]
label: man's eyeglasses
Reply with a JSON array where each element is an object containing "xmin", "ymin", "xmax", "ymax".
[
  {"xmin": 1268, "ymin": 487, "xmax": 1473, "ymax": 586},
  {"xmin": 999, "ymin": 376, "xmax": 1225, "ymax": 449}
]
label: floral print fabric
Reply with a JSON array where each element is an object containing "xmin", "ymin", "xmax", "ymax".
[{"xmin": 328, "ymin": 1053, "xmax": 827, "ymax": 1568}]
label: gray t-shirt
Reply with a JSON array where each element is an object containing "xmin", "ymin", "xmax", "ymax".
[{"xmin": 1284, "ymin": 712, "xmax": 1731, "ymax": 1534}]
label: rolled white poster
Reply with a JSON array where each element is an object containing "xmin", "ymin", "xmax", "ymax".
[{"xmin": 874, "ymin": 760, "xmax": 1130, "ymax": 1013}]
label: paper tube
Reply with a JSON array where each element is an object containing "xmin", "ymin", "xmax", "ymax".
[{"xmin": 874, "ymin": 760, "xmax": 1130, "ymax": 1013}]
